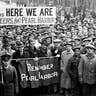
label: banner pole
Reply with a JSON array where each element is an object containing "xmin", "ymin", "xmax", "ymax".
[
  {"xmin": 10, "ymin": 56, "xmax": 59, "ymax": 61},
  {"xmin": 10, "ymin": 0, "xmax": 12, "ymax": 5}
]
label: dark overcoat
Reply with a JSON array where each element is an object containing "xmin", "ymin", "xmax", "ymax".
[
  {"xmin": 67, "ymin": 54, "xmax": 81, "ymax": 88},
  {"xmin": 23, "ymin": 46, "xmax": 38, "ymax": 58}
]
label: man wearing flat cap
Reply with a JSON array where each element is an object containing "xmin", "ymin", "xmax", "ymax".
[
  {"xmin": 50, "ymin": 39, "xmax": 62, "ymax": 94},
  {"xmin": 3, "ymin": 42, "xmax": 15, "ymax": 56},
  {"xmin": 12, "ymin": 42, "xmax": 25, "ymax": 60},
  {"xmin": 23, "ymin": 39, "xmax": 38, "ymax": 58},
  {"xmin": 82, "ymin": 37, "xmax": 92, "ymax": 45},
  {"xmin": 0, "ymin": 51, "xmax": 19, "ymax": 96},
  {"xmin": 74, "ymin": 38, "xmax": 81, "ymax": 46},
  {"xmin": 60, "ymin": 42, "xmax": 74, "ymax": 96},
  {"xmin": 78, "ymin": 44, "xmax": 96, "ymax": 96},
  {"xmin": 51, "ymin": 39, "xmax": 62, "ymax": 56},
  {"xmin": 80, "ymin": 37, "xmax": 92, "ymax": 54},
  {"xmin": 67, "ymin": 46, "xmax": 82, "ymax": 96}
]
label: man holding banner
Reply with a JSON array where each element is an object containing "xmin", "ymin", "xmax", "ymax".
[{"xmin": 0, "ymin": 50, "xmax": 19, "ymax": 96}]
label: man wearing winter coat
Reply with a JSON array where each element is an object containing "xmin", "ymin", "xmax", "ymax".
[{"xmin": 78, "ymin": 44, "xmax": 96, "ymax": 96}]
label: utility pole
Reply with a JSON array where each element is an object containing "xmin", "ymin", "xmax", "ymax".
[
  {"xmin": 9, "ymin": 0, "xmax": 12, "ymax": 5},
  {"xmin": 27, "ymin": 0, "xmax": 29, "ymax": 6}
]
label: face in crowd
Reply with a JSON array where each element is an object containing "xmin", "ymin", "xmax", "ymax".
[
  {"xmin": 5, "ymin": 45, "xmax": 11, "ymax": 51},
  {"xmin": 46, "ymin": 38, "xmax": 52, "ymax": 44},
  {"xmin": 1, "ymin": 55, "xmax": 11, "ymax": 67},
  {"xmin": 18, "ymin": 45, "xmax": 24, "ymax": 53},
  {"xmin": 54, "ymin": 42, "xmax": 60, "ymax": 48},
  {"xmin": 42, "ymin": 44, "xmax": 47, "ymax": 50},
  {"xmin": 29, "ymin": 40, "xmax": 35, "ymax": 48},
  {"xmin": 86, "ymin": 47, "xmax": 94, "ymax": 55},
  {"xmin": 66, "ymin": 45, "xmax": 72, "ymax": 51},
  {"xmin": 74, "ymin": 48, "xmax": 81, "ymax": 56},
  {"xmin": 75, "ymin": 40, "xmax": 80, "ymax": 45},
  {"xmin": 83, "ymin": 40, "xmax": 91, "ymax": 46}
]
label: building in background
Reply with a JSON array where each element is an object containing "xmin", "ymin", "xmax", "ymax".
[{"xmin": 0, "ymin": 0, "xmax": 96, "ymax": 9}]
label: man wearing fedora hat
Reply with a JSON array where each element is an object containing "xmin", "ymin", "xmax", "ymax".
[
  {"xmin": 67, "ymin": 46, "xmax": 82, "ymax": 96},
  {"xmin": 37, "ymin": 39, "xmax": 52, "ymax": 95},
  {"xmin": 23, "ymin": 39, "xmax": 38, "ymax": 58},
  {"xmin": 11, "ymin": 41, "xmax": 26, "ymax": 96},
  {"xmin": 78, "ymin": 44, "xmax": 96, "ymax": 96},
  {"xmin": 0, "ymin": 51, "xmax": 18, "ymax": 96},
  {"xmin": 38, "ymin": 39, "xmax": 47, "ymax": 56},
  {"xmin": 12, "ymin": 42, "xmax": 25, "ymax": 61}
]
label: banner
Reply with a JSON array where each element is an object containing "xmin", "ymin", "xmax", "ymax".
[
  {"xmin": 38, "ymin": 58, "xmax": 60, "ymax": 86},
  {"xmin": 18, "ymin": 59, "xmax": 40, "ymax": 88},
  {"xmin": 0, "ymin": 7, "xmax": 56, "ymax": 25},
  {"xmin": 18, "ymin": 57, "xmax": 60, "ymax": 88}
]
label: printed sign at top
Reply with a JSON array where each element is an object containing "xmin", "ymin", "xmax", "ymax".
[{"xmin": 0, "ymin": 7, "xmax": 56, "ymax": 25}]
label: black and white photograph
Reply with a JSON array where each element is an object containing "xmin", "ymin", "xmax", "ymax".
[{"xmin": 0, "ymin": 0, "xmax": 96, "ymax": 96}]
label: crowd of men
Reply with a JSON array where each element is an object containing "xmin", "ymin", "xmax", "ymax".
[{"xmin": 0, "ymin": 11, "xmax": 96, "ymax": 96}]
